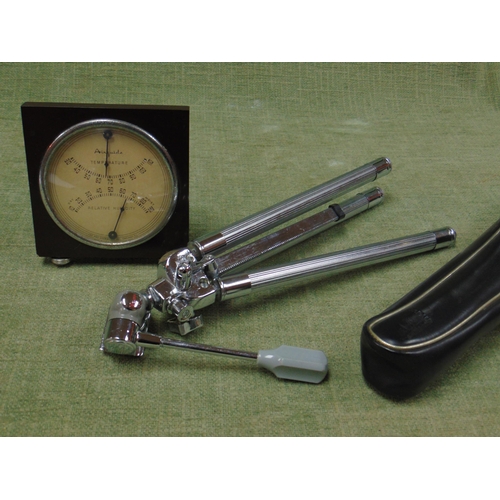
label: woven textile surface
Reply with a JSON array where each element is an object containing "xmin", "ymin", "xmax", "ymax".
[{"xmin": 1, "ymin": 62, "xmax": 499, "ymax": 436}]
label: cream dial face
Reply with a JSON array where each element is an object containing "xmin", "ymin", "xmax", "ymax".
[{"xmin": 39, "ymin": 119, "xmax": 178, "ymax": 249}]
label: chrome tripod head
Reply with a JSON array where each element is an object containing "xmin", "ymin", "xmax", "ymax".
[
  {"xmin": 101, "ymin": 289, "xmax": 329, "ymax": 383},
  {"xmin": 101, "ymin": 290, "xmax": 151, "ymax": 357}
]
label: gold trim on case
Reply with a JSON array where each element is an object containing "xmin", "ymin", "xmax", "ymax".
[{"xmin": 367, "ymin": 226, "xmax": 500, "ymax": 352}]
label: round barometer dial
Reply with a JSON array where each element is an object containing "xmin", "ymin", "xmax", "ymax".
[{"xmin": 39, "ymin": 119, "xmax": 178, "ymax": 249}]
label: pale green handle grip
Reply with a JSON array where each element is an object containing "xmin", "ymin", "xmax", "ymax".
[{"xmin": 257, "ymin": 345, "xmax": 328, "ymax": 383}]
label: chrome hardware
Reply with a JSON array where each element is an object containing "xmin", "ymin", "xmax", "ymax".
[
  {"xmin": 151, "ymin": 181, "xmax": 390, "ymax": 334},
  {"xmin": 188, "ymin": 157, "xmax": 391, "ymax": 259},
  {"xmin": 134, "ymin": 157, "xmax": 455, "ymax": 334},
  {"xmin": 102, "ymin": 157, "xmax": 456, "ymax": 382},
  {"xmin": 101, "ymin": 290, "xmax": 328, "ymax": 383}
]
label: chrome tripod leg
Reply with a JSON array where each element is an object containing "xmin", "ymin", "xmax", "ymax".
[
  {"xmin": 219, "ymin": 228, "xmax": 457, "ymax": 301},
  {"xmin": 215, "ymin": 187, "xmax": 384, "ymax": 275},
  {"xmin": 191, "ymin": 158, "xmax": 391, "ymax": 258}
]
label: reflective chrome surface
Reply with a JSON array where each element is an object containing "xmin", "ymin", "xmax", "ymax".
[
  {"xmin": 104, "ymin": 157, "xmax": 455, "ymax": 338},
  {"xmin": 192, "ymin": 157, "xmax": 391, "ymax": 257},
  {"xmin": 101, "ymin": 290, "xmax": 328, "ymax": 383},
  {"xmin": 215, "ymin": 187, "xmax": 384, "ymax": 275},
  {"xmin": 148, "ymin": 223, "xmax": 455, "ymax": 333},
  {"xmin": 151, "ymin": 182, "xmax": 388, "ymax": 333},
  {"xmin": 219, "ymin": 228, "xmax": 456, "ymax": 300}
]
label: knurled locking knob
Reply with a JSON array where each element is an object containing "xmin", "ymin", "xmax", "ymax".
[{"xmin": 169, "ymin": 298, "xmax": 195, "ymax": 322}]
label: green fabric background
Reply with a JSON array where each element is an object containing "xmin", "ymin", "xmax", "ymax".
[{"xmin": 1, "ymin": 62, "xmax": 499, "ymax": 436}]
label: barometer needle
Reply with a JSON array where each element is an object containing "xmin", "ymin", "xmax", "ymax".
[
  {"xmin": 109, "ymin": 198, "xmax": 128, "ymax": 240},
  {"xmin": 103, "ymin": 130, "xmax": 113, "ymax": 177}
]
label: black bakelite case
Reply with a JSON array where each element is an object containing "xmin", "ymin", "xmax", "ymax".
[
  {"xmin": 21, "ymin": 102, "xmax": 189, "ymax": 262},
  {"xmin": 361, "ymin": 217, "xmax": 500, "ymax": 399}
]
